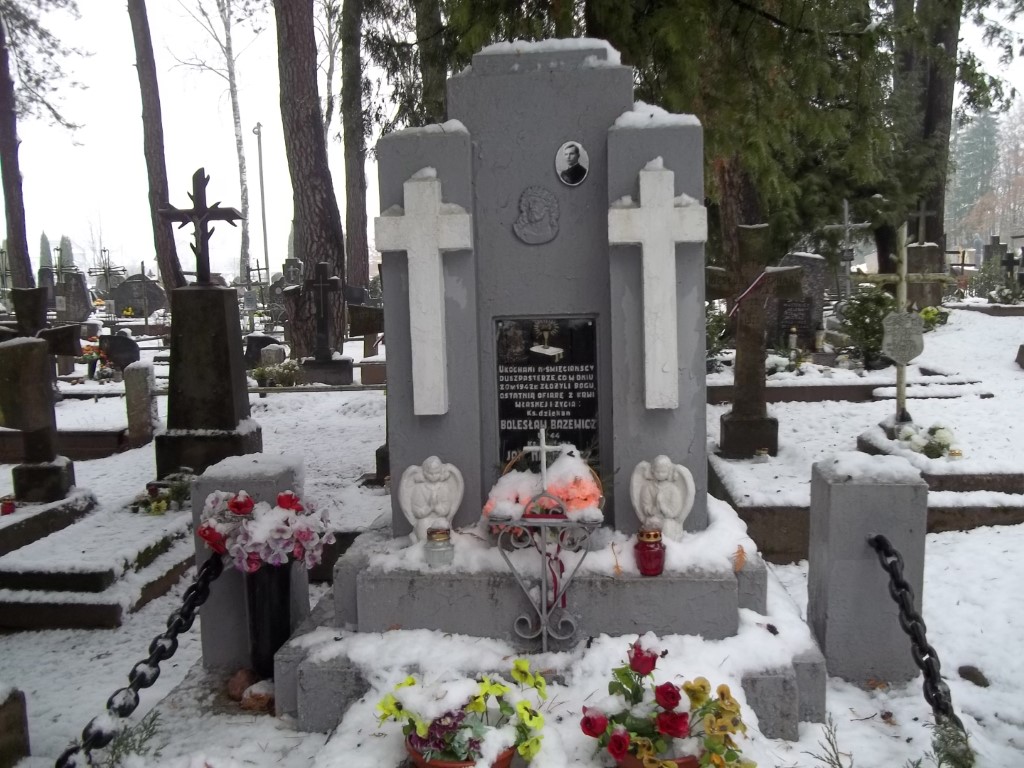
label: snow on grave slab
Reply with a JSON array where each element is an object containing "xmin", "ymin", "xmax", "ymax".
[
  {"xmin": 0, "ymin": 490, "xmax": 95, "ymax": 557},
  {"xmin": 0, "ymin": 508, "xmax": 191, "ymax": 592},
  {"xmin": 0, "ymin": 537, "xmax": 194, "ymax": 630}
]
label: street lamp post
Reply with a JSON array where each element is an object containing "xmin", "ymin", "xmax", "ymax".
[{"xmin": 252, "ymin": 122, "xmax": 271, "ymax": 307}]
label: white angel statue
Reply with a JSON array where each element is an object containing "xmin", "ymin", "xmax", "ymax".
[
  {"xmin": 398, "ymin": 456, "xmax": 465, "ymax": 542},
  {"xmin": 629, "ymin": 455, "xmax": 695, "ymax": 541}
]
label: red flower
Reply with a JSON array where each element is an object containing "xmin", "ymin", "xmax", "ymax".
[
  {"xmin": 607, "ymin": 730, "xmax": 630, "ymax": 761},
  {"xmin": 654, "ymin": 682, "xmax": 681, "ymax": 710},
  {"xmin": 627, "ymin": 640, "xmax": 658, "ymax": 676},
  {"xmin": 655, "ymin": 710, "xmax": 690, "ymax": 739},
  {"xmin": 197, "ymin": 524, "xmax": 227, "ymax": 554},
  {"xmin": 276, "ymin": 491, "xmax": 304, "ymax": 511},
  {"xmin": 580, "ymin": 707, "xmax": 609, "ymax": 737},
  {"xmin": 228, "ymin": 493, "xmax": 254, "ymax": 516},
  {"xmin": 244, "ymin": 552, "xmax": 263, "ymax": 573}
]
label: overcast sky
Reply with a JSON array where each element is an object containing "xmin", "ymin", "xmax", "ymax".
[
  {"xmin": 7, "ymin": 6, "xmax": 1023, "ymax": 285},
  {"xmin": 13, "ymin": 1, "xmax": 375, "ymax": 284}
]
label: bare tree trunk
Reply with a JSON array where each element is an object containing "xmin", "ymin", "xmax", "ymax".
[
  {"xmin": 0, "ymin": 19, "xmax": 33, "ymax": 288},
  {"xmin": 319, "ymin": 0, "xmax": 341, "ymax": 143},
  {"xmin": 341, "ymin": 0, "xmax": 368, "ymax": 289},
  {"xmin": 412, "ymin": 0, "xmax": 445, "ymax": 124},
  {"xmin": 274, "ymin": 0, "xmax": 347, "ymax": 359},
  {"xmin": 127, "ymin": 0, "xmax": 186, "ymax": 289},
  {"xmin": 216, "ymin": 0, "xmax": 252, "ymax": 285}
]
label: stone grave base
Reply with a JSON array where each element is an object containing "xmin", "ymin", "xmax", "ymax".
[
  {"xmin": 300, "ymin": 358, "xmax": 353, "ymax": 386},
  {"xmin": 356, "ymin": 360, "xmax": 386, "ymax": 385},
  {"xmin": 948, "ymin": 303, "xmax": 1024, "ymax": 317},
  {"xmin": 274, "ymin": 549, "xmax": 825, "ymax": 741},
  {"xmin": 718, "ymin": 413, "xmax": 778, "ymax": 458},
  {"xmin": 12, "ymin": 456, "xmax": 75, "ymax": 503},
  {"xmin": 155, "ymin": 426, "xmax": 263, "ymax": 479}
]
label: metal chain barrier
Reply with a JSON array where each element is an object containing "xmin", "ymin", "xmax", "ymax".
[
  {"xmin": 867, "ymin": 534, "xmax": 965, "ymax": 732},
  {"xmin": 55, "ymin": 554, "xmax": 224, "ymax": 768}
]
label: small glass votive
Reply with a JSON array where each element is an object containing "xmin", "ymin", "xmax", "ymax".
[
  {"xmin": 424, "ymin": 526, "xmax": 455, "ymax": 567},
  {"xmin": 947, "ymin": 449, "xmax": 963, "ymax": 460},
  {"xmin": 753, "ymin": 448, "xmax": 771, "ymax": 463}
]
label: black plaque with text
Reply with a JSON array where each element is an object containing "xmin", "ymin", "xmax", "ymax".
[
  {"xmin": 496, "ymin": 317, "xmax": 599, "ymax": 464},
  {"xmin": 775, "ymin": 298, "xmax": 813, "ymax": 347}
]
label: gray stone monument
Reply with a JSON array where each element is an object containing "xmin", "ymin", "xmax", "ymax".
[
  {"xmin": 376, "ymin": 40, "xmax": 708, "ymax": 536},
  {"xmin": 112, "ymin": 273, "xmax": 167, "ymax": 319},
  {"xmin": 296, "ymin": 261, "xmax": 353, "ymax": 385},
  {"xmin": 767, "ymin": 252, "xmax": 827, "ymax": 349},
  {"xmin": 154, "ymin": 168, "xmax": 262, "ymax": 478}
]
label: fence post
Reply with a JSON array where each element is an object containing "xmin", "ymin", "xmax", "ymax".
[{"xmin": 807, "ymin": 452, "xmax": 927, "ymax": 684}]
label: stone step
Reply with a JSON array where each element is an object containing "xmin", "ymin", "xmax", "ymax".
[
  {"xmin": 0, "ymin": 491, "xmax": 96, "ymax": 557},
  {"xmin": 0, "ymin": 537, "xmax": 194, "ymax": 629},
  {"xmin": 0, "ymin": 428, "xmax": 128, "ymax": 462},
  {"xmin": 0, "ymin": 509, "xmax": 191, "ymax": 592}
]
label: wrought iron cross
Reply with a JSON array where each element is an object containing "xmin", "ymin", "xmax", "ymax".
[
  {"xmin": 160, "ymin": 168, "xmax": 242, "ymax": 285},
  {"xmin": 305, "ymin": 261, "xmax": 342, "ymax": 362}
]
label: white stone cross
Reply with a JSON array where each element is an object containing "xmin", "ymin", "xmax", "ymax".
[
  {"xmin": 608, "ymin": 160, "xmax": 707, "ymax": 409},
  {"xmin": 375, "ymin": 169, "xmax": 473, "ymax": 415}
]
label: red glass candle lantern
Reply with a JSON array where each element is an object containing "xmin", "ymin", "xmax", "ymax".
[
  {"xmin": 1, "ymin": 496, "xmax": 15, "ymax": 516},
  {"xmin": 635, "ymin": 529, "xmax": 665, "ymax": 576}
]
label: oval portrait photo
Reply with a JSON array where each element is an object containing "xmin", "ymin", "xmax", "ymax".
[{"xmin": 555, "ymin": 141, "xmax": 589, "ymax": 186}]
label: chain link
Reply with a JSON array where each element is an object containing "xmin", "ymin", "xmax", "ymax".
[
  {"xmin": 867, "ymin": 534, "xmax": 965, "ymax": 732},
  {"xmin": 54, "ymin": 554, "xmax": 224, "ymax": 768}
]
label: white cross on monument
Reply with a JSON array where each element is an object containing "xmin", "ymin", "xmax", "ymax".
[
  {"xmin": 375, "ymin": 169, "xmax": 473, "ymax": 415},
  {"xmin": 608, "ymin": 159, "xmax": 707, "ymax": 409}
]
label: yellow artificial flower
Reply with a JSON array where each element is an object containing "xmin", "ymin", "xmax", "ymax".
[
  {"xmin": 516, "ymin": 700, "xmax": 544, "ymax": 729},
  {"xmin": 533, "ymin": 674, "xmax": 548, "ymax": 700},
  {"xmin": 709, "ymin": 753, "xmax": 727, "ymax": 768},
  {"xmin": 396, "ymin": 676, "xmax": 416, "ymax": 689},
  {"xmin": 642, "ymin": 758, "xmax": 678, "ymax": 768},
  {"xmin": 412, "ymin": 716, "xmax": 429, "ymax": 738},
  {"xmin": 376, "ymin": 693, "xmax": 401, "ymax": 722},
  {"xmin": 477, "ymin": 675, "xmax": 510, "ymax": 699},
  {"xmin": 517, "ymin": 735, "xmax": 543, "ymax": 759},
  {"xmin": 511, "ymin": 659, "xmax": 535, "ymax": 686},
  {"xmin": 716, "ymin": 683, "xmax": 733, "ymax": 701},
  {"xmin": 465, "ymin": 694, "xmax": 487, "ymax": 713},
  {"xmin": 633, "ymin": 737, "xmax": 655, "ymax": 758},
  {"xmin": 683, "ymin": 677, "xmax": 711, "ymax": 707}
]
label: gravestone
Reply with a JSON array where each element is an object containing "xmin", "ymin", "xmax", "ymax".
[
  {"xmin": 245, "ymin": 333, "xmax": 278, "ymax": 369},
  {"xmin": 267, "ymin": 277, "xmax": 288, "ymax": 324},
  {"xmin": 0, "ymin": 288, "xmax": 80, "ymax": 501},
  {"xmin": 112, "ymin": 274, "xmax": 167, "ymax": 318},
  {"xmin": 98, "ymin": 334, "xmax": 141, "ymax": 371},
  {"xmin": 282, "ymin": 258, "xmax": 303, "ymax": 285},
  {"xmin": 154, "ymin": 168, "xmax": 262, "ymax": 478},
  {"xmin": 375, "ymin": 39, "xmax": 708, "ymax": 534},
  {"xmin": 57, "ymin": 271, "xmax": 93, "ymax": 324},
  {"xmin": 37, "ymin": 267, "xmax": 55, "ymax": 309},
  {"xmin": 767, "ymin": 252, "xmax": 827, "ymax": 348},
  {"xmin": 297, "ymin": 262, "xmax": 353, "ymax": 385},
  {"xmin": 982, "ymin": 235, "xmax": 1006, "ymax": 270}
]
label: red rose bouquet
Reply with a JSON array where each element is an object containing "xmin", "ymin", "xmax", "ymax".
[
  {"xmin": 197, "ymin": 489, "xmax": 335, "ymax": 572},
  {"xmin": 580, "ymin": 638, "xmax": 755, "ymax": 767}
]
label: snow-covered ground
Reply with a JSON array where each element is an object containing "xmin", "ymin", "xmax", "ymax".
[{"xmin": 1, "ymin": 310, "xmax": 1022, "ymax": 767}]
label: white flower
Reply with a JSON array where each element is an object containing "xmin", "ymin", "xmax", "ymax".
[{"xmin": 931, "ymin": 428, "xmax": 954, "ymax": 447}]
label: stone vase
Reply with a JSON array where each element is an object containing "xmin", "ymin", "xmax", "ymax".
[
  {"xmin": 245, "ymin": 564, "xmax": 292, "ymax": 678},
  {"xmin": 404, "ymin": 737, "xmax": 515, "ymax": 768}
]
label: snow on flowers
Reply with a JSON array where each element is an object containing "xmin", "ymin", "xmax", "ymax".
[
  {"xmin": 896, "ymin": 422, "xmax": 957, "ymax": 459},
  {"xmin": 197, "ymin": 490, "xmax": 334, "ymax": 572},
  {"xmin": 482, "ymin": 444, "xmax": 603, "ymax": 522}
]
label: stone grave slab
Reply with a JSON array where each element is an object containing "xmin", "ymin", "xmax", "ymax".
[
  {"xmin": 0, "ymin": 688, "xmax": 30, "ymax": 768},
  {"xmin": 0, "ymin": 490, "xmax": 96, "ymax": 557}
]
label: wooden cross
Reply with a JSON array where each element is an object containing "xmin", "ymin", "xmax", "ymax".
[
  {"xmin": 305, "ymin": 261, "xmax": 342, "ymax": 363},
  {"xmin": 945, "ymin": 248, "xmax": 970, "ymax": 292},
  {"xmin": 908, "ymin": 199, "xmax": 936, "ymax": 243},
  {"xmin": 160, "ymin": 168, "xmax": 242, "ymax": 285},
  {"xmin": 822, "ymin": 199, "xmax": 872, "ymax": 298},
  {"xmin": 608, "ymin": 161, "xmax": 707, "ymax": 409},
  {"xmin": 375, "ymin": 171, "xmax": 473, "ymax": 415},
  {"xmin": 247, "ymin": 263, "xmax": 267, "ymax": 287}
]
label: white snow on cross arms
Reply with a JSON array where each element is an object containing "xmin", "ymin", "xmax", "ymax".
[
  {"xmin": 608, "ymin": 158, "xmax": 707, "ymax": 409},
  {"xmin": 374, "ymin": 169, "xmax": 473, "ymax": 415}
]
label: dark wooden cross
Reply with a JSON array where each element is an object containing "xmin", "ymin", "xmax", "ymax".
[
  {"xmin": 945, "ymin": 248, "xmax": 970, "ymax": 293},
  {"xmin": 247, "ymin": 263, "xmax": 267, "ymax": 287},
  {"xmin": 706, "ymin": 225, "xmax": 804, "ymax": 457},
  {"xmin": 306, "ymin": 261, "xmax": 342, "ymax": 363},
  {"xmin": 160, "ymin": 168, "xmax": 242, "ymax": 285},
  {"xmin": 908, "ymin": 199, "xmax": 937, "ymax": 244}
]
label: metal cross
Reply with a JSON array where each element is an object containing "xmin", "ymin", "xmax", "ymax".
[
  {"xmin": 160, "ymin": 168, "xmax": 242, "ymax": 285},
  {"xmin": 247, "ymin": 263, "xmax": 267, "ymax": 287},
  {"xmin": 521, "ymin": 427, "xmax": 568, "ymax": 491},
  {"xmin": 822, "ymin": 199, "xmax": 872, "ymax": 298},
  {"xmin": 305, "ymin": 261, "xmax": 342, "ymax": 362}
]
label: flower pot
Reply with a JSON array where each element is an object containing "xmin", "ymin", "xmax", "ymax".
[
  {"xmin": 618, "ymin": 753, "xmax": 699, "ymax": 768},
  {"xmin": 405, "ymin": 737, "xmax": 515, "ymax": 768},
  {"xmin": 245, "ymin": 564, "xmax": 292, "ymax": 678}
]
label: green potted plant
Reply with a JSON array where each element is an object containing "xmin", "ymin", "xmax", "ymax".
[
  {"xmin": 838, "ymin": 286, "xmax": 896, "ymax": 368},
  {"xmin": 376, "ymin": 659, "xmax": 547, "ymax": 767}
]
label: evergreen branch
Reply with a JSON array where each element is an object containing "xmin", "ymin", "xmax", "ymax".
[{"xmin": 727, "ymin": 0, "xmax": 873, "ymax": 38}]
